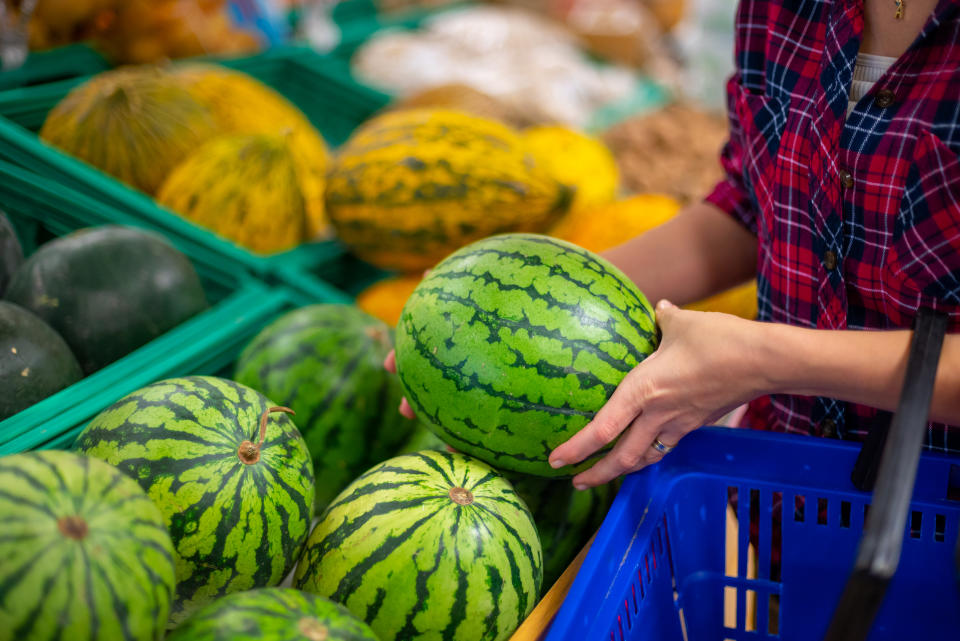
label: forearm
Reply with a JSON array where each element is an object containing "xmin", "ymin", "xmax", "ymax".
[
  {"xmin": 601, "ymin": 200, "xmax": 758, "ymax": 305},
  {"xmin": 755, "ymin": 322, "xmax": 960, "ymax": 424}
]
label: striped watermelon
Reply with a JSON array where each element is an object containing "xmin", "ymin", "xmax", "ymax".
[
  {"xmin": 165, "ymin": 588, "xmax": 378, "ymax": 641},
  {"xmin": 510, "ymin": 476, "xmax": 614, "ymax": 589},
  {"xmin": 394, "ymin": 233, "xmax": 658, "ymax": 477},
  {"xmin": 294, "ymin": 450, "xmax": 542, "ymax": 641},
  {"xmin": 74, "ymin": 376, "xmax": 315, "ymax": 625},
  {"xmin": 0, "ymin": 450, "xmax": 175, "ymax": 641},
  {"xmin": 233, "ymin": 304, "xmax": 414, "ymax": 509}
]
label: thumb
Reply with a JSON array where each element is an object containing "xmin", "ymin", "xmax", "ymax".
[{"xmin": 655, "ymin": 299, "xmax": 678, "ymax": 332}]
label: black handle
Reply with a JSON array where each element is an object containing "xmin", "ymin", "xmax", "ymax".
[{"xmin": 824, "ymin": 308, "xmax": 948, "ymax": 641}]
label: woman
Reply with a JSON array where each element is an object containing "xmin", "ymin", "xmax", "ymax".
[{"xmin": 389, "ymin": 0, "xmax": 960, "ymax": 490}]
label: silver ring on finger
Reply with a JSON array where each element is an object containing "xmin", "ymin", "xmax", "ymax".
[{"xmin": 651, "ymin": 437, "xmax": 675, "ymax": 454}]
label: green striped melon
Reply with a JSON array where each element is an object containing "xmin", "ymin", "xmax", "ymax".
[
  {"xmin": 234, "ymin": 304, "xmax": 414, "ymax": 509},
  {"xmin": 165, "ymin": 588, "xmax": 379, "ymax": 641},
  {"xmin": 510, "ymin": 476, "xmax": 613, "ymax": 589},
  {"xmin": 74, "ymin": 376, "xmax": 315, "ymax": 625},
  {"xmin": 0, "ymin": 450, "xmax": 175, "ymax": 641},
  {"xmin": 294, "ymin": 450, "xmax": 542, "ymax": 641},
  {"xmin": 395, "ymin": 233, "xmax": 658, "ymax": 477}
]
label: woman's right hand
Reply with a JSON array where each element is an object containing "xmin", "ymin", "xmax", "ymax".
[{"xmin": 384, "ymin": 350, "xmax": 417, "ymax": 419}]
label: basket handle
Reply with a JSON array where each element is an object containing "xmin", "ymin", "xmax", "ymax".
[{"xmin": 823, "ymin": 307, "xmax": 948, "ymax": 641}]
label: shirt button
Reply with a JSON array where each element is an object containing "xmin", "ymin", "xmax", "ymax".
[
  {"xmin": 823, "ymin": 250, "xmax": 838, "ymax": 271},
  {"xmin": 821, "ymin": 418, "xmax": 837, "ymax": 438},
  {"xmin": 839, "ymin": 168, "xmax": 854, "ymax": 188},
  {"xmin": 874, "ymin": 89, "xmax": 896, "ymax": 108}
]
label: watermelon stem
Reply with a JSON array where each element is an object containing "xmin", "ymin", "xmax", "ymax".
[{"xmin": 238, "ymin": 406, "xmax": 295, "ymax": 465}]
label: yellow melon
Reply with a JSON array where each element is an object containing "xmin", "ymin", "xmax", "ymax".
[
  {"xmin": 157, "ymin": 134, "xmax": 318, "ymax": 254},
  {"xmin": 40, "ymin": 67, "xmax": 220, "ymax": 195},
  {"xmin": 355, "ymin": 275, "xmax": 423, "ymax": 327}
]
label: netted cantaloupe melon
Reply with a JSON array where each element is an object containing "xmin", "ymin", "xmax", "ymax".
[
  {"xmin": 325, "ymin": 109, "xmax": 572, "ymax": 272},
  {"xmin": 157, "ymin": 134, "xmax": 320, "ymax": 254},
  {"xmin": 523, "ymin": 125, "xmax": 620, "ymax": 213},
  {"xmin": 40, "ymin": 67, "xmax": 221, "ymax": 195},
  {"xmin": 551, "ymin": 194, "xmax": 758, "ymax": 319},
  {"xmin": 356, "ymin": 275, "xmax": 422, "ymax": 327},
  {"xmin": 173, "ymin": 63, "xmax": 330, "ymax": 236}
]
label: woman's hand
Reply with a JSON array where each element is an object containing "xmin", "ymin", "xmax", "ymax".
[
  {"xmin": 383, "ymin": 350, "xmax": 417, "ymax": 420},
  {"xmin": 549, "ymin": 300, "xmax": 769, "ymax": 489}
]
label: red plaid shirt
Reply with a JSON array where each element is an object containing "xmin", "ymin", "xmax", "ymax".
[{"xmin": 706, "ymin": 0, "xmax": 960, "ymax": 451}]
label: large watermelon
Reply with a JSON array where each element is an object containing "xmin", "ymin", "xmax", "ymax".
[
  {"xmin": 510, "ymin": 476, "xmax": 613, "ymax": 589},
  {"xmin": 0, "ymin": 450, "xmax": 176, "ymax": 641},
  {"xmin": 294, "ymin": 450, "xmax": 542, "ymax": 641},
  {"xmin": 165, "ymin": 588, "xmax": 379, "ymax": 641},
  {"xmin": 394, "ymin": 233, "xmax": 658, "ymax": 477},
  {"xmin": 234, "ymin": 304, "xmax": 414, "ymax": 508},
  {"xmin": 74, "ymin": 376, "xmax": 315, "ymax": 625},
  {"xmin": 0, "ymin": 301, "xmax": 83, "ymax": 420},
  {"xmin": 5, "ymin": 226, "xmax": 208, "ymax": 374}
]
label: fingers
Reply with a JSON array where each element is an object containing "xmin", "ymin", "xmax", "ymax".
[
  {"xmin": 399, "ymin": 397, "xmax": 416, "ymax": 420},
  {"xmin": 383, "ymin": 350, "xmax": 397, "ymax": 374},
  {"xmin": 570, "ymin": 413, "xmax": 672, "ymax": 488},
  {"xmin": 548, "ymin": 368, "xmax": 645, "ymax": 469}
]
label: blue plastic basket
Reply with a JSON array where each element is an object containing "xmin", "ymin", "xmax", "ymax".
[{"xmin": 546, "ymin": 427, "xmax": 960, "ymax": 641}]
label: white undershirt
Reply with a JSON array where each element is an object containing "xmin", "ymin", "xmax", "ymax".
[{"xmin": 847, "ymin": 52, "xmax": 897, "ymax": 115}]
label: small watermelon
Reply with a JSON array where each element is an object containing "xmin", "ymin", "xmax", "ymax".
[
  {"xmin": 74, "ymin": 376, "xmax": 316, "ymax": 625},
  {"xmin": 394, "ymin": 233, "xmax": 658, "ymax": 477},
  {"xmin": 0, "ymin": 301, "xmax": 83, "ymax": 420},
  {"xmin": 294, "ymin": 450, "xmax": 543, "ymax": 641},
  {"xmin": 234, "ymin": 304, "xmax": 414, "ymax": 509},
  {"xmin": 0, "ymin": 450, "xmax": 176, "ymax": 641},
  {"xmin": 0, "ymin": 211, "xmax": 24, "ymax": 297},
  {"xmin": 510, "ymin": 476, "xmax": 613, "ymax": 589},
  {"xmin": 5, "ymin": 226, "xmax": 208, "ymax": 374},
  {"xmin": 165, "ymin": 588, "xmax": 379, "ymax": 641}
]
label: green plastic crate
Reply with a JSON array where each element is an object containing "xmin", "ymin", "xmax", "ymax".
[
  {"xmin": 0, "ymin": 160, "xmax": 351, "ymax": 454},
  {"xmin": 0, "ymin": 45, "xmax": 391, "ymax": 301},
  {"xmin": 0, "ymin": 44, "xmax": 110, "ymax": 91}
]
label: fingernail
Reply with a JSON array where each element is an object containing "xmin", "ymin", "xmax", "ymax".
[
  {"xmin": 549, "ymin": 458, "xmax": 565, "ymax": 469},
  {"xmin": 573, "ymin": 483, "xmax": 587, "ymax": 491}
]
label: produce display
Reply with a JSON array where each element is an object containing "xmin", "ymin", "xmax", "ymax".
[
  {"xmin": 0, "ymin": 301, "xmax": 82, "ymax": 420},
  {"xmin": 4, "ymin": 226, "xmax": 208, "ymax": 374},
  {"xmin": 0, "ymin": 450, "xmax": 176, "ymax": 641},
  {"xmin": 40, "ymin": 64, "xmax": 329, "ymax": 252},
  {"xmin": 0, "ymin": 2, "xmax": 764, "ymax": 637},
  {"xmin": 326, "ymin": 108, "xmax": 571, "ymax": 272},
  {"xmin": 294, "ymin": 450, "xmax": 543, "ymax": 641},
  {"xmin": 0, "ymin": 213, "xmax": 24, "ymax": 297},
  {"xmin": 74, "ymin": 376, "xmax": 316, "ymax": 625},
  {"xmin": 29, "ymin": 0, "xmax": 260, "ymax": 64},
  {"xmin": 166, "ymin": 588, "xmax": 379, "ymax": 641},
  {"xmin": 233, "ymin": 304, "xmax": 414, "ymax": 509},
  {"xmin": 394, "ymin": 233, "xmax": 659, "ymax": 477}
]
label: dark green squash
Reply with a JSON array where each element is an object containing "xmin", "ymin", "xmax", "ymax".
[
  {"xmin": 5, "ymin": 226, "xmax": 208, "ymax": 374},
  {"xmin": 0, "ymin": 301, "xmax": 83, "ymax": 420},
  {"xmin": 0, "ymin": 212, "xmax": 24, "ymax": 298}
]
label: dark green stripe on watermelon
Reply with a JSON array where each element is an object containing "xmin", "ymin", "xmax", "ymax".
[
  {"xmin": 0, "ymin": 301, "xmax": 83, "ymax": 420},
  {"xmin": 5, "ymin": 225, "xmax": 207, "ymax": 374},
  {"xmin": 74, "ymin": 376, "xmax": 315, "ymax": 626},
  {"xmin": 294, "ymin": 450, "xmax": 542, "ymax": 641},
  {"xmin": 394, "ymin": 233, "xmax": 658, "ymax": 477},
  {"xmin": 233, "ymin": 304, "xmax": 415, "ymax": 509},
  {"xmin": 0, "ymin": 450, "xmax": 176, "ymax": 641},
  {"xmin": 165, "ymin": 588, "xmax": 378, "ymax": 641}
]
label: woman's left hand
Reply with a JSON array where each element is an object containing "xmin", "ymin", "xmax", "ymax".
[{"xmin": 548, "ymin": 300, "xmax": 769, "ymax": 489}]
